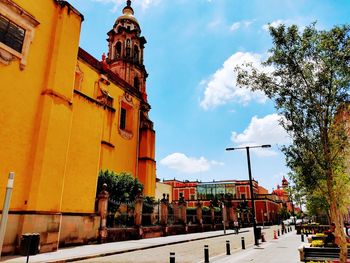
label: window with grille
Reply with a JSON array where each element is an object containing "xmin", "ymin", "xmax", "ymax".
[
  {"xmin": 0, "ymin": 0, "xmax": 39, "ymax": 69},
  {"xmin": 0, "ymin": 15, "xmax": 25, "ymax": 53}
]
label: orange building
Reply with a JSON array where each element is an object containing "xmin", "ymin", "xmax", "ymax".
[{"xmin": 0, "ymin": 0, "xmax": 155, "ymax": 254}]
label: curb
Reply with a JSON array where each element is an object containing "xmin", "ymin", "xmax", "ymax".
[
  {"xmin": 64, "ymin": 230, "xmax": 250, "ymax": 263},
  {"xmin": 4, "ymin": 230, "xmax": 250, "ymax": 263}
]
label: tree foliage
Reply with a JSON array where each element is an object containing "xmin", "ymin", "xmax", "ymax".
[
  {"xmin": 235, "ymin": 23, "xmax": 350, "ymax": 262},
  {"xmin": 305, "ymin": 191, "xmax": 329, "ymax": 219},
  {"xmin": 278, "ymin": 206, "xmax": 291, "ymax": 220},
  {"xmin": 96, "ymin": 170, "xmax": 144, "ymax": 203}
]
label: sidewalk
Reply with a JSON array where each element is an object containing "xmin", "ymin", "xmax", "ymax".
[
  {"xmin": 1, "ymin": 229, "xmax": 246, "ymax": 263},
  {"xmin": 203, "ymin": 230, "xmax": 303, "ymax": 263}
]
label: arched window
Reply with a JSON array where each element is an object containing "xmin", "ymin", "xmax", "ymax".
[
  {"xmin": 134, "ymin": 76, "xmax": 140, "ymax": 90},
  {"xmin": 133, "ymin": 45, "xmax": 139, "ymax": 63},
  {"xmin": 115, "ymin": 41, "xmax": 122, "ymax": 59},
  {"xmin": 126, "ymin": 39, "xmax": 131, "ymax": 58}
]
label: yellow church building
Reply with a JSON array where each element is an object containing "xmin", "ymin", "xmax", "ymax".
[{"xmin": 0, "ymin": 0, "xmax": 156, "ymax": 254}]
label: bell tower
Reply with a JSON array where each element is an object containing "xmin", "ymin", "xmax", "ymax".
[
  {"xmin": 282, "ymin": 176, "xmax": 289, "ymax": 189},
  {"xmin": 106, "ymin": 1, "xmax": 156, "ymax": 196},
  {"xmin": 107, "ymin": 0, "xmax": 148, "ymax": 100}
]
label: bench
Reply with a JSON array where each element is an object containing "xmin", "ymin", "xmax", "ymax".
[{"xmin": 303, "ymin": 247, "xmax": 350, "ymax": 262}]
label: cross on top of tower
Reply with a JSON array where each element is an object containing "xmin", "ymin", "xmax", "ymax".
[{"xmin": 126, "ymin": 0, "xmax": 131, "ymax": 7}]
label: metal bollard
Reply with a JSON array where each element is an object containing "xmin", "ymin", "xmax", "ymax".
[
  {"xmin": 226, "ymin": 240, "xmax": 231, "ymax": 255},
  {"xmin": 170, "ymin": 252, "xmax": 175, "ymax": 263},
  {"xmin": 301, "ymin": 234, "xmax": 304, "ymax": 242},
  {"xmin": 204, "ymin": 245, "xmax": 209, "ymax": 263},
  {"xmin": 241, "ymin": 236, "xmax": 245, "ymax": 250},
  {"xmin": 278, "ymin": 229, "xmax": 280, "ymax": 236}
]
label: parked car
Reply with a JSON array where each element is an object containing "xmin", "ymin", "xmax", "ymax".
[
  {"xmin": 295, "ymin": 219, "xmax": 303, "ymax": 225},
  {"xmin": 283, "ymin": 219, "xmax": 291, "ymax": 226},
  {"xmin": 303, "ymin": 217, "xmax": 310, "ymax": 223},
  {"xmin": 289, "ymin": 216, "xmax": 297, "ymax": 224}
]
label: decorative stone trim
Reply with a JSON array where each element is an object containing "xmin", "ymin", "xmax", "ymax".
[
  {"xmin": 101, "ymin": 140, "xmax": 115, "ymax": 148},
  {"xmin": 0, "ymin": 0, "xmax": 40, "ymax": 69},
  {"xmin": 41, "ymin": 89, "xmax": 73, "ymax": 107},
  {"xmin": 0, "ymin": 47, "xmax": 14, "ymax": 65},
  {"xmin": 119, "ymin": 129, "xmax": 133, "ymax": 140},
  {"xmin": 118, "ymin": 92, "xmax": 138, "ymax": 140},
  {"xmin": 74, "ymin": 89, "xmax": 116, "ymax": 112}
]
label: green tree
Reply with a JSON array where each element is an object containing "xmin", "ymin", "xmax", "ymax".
[
  {"xmin": 236, "ymin": 200, "xmax": 251, "ymax": 223},
  {"xmin": 278, "ymin": 206, "xmax": 290, "ymax": 221},
  {"xmin": 236, "ymin": 23, "xmax": 350, "ymax": 262},
  {"xmin": 143, "ymin": 196, "xmax": 156, "ymax": 214},
  {"xmin": 305, "ymin": 192, "xmax": 330, "ymax": 221},
  {"xmin": 96, "ymin": 170, "xmax": 144, "ymax": 210}
]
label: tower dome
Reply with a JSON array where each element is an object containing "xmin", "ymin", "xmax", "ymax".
[
  {"xmin": 114, "ymin": 0, "xmax": 140, "ymax": 32},
  {"xmin": 282, "ymin": 176, "xmax": 289, "ymax": 188}
]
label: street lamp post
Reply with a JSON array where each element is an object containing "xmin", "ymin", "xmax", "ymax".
[{"xmin": 226, "ymin": 144, "xmax": 271, "ymax": 246}]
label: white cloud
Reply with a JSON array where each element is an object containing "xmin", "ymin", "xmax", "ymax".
[
  {"xmin": 230, "ymin": 22, "xmax": 241, "ymax": 31},
  {"xmin": 231, "ymin": 113, "xmax": 291, "ymax": 156},
  {"xmin": 244, "ymin": 20, "xmax": 254, "ymax": 27},
  {"xmin": 208, "ymin": 18, "xmax": 223, "ymax": 29},
  {"xmin": 140, "ymin": 0, "xmax": 161, "ymax": 9},
  {"xmin": 230, "ymin": 20, "xmax": 255, "ymax": 32},
  {"xmin": 160, "ymin": 153, "xmax": 224, "ymax": 174},
  {"xmin": 91, "ymin": 0, "xmax": 159, "ymax": 12},
  {"xmin": 211, "ymin": 160, "xmax": 224, "ymax": 166},
  {"xmin": 199, "ymin": 52, "xmax": 268, "ymax": 110}
]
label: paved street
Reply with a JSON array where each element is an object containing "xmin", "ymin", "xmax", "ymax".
[
  {"xmin": 207, "ymin": 230, "xmax": 302, "ymax": 263},
  {"xmin": 2, "ymin": 225, "xmax": 303, "ymax": 263},
  {"xmin": 77, "ymin": 226, "xmax": 301, "ymax": 263}
]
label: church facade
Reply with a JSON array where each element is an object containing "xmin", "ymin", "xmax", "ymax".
[{"xmin": 0, "ymin": 0, "xmax": 155, "ymax": 254}]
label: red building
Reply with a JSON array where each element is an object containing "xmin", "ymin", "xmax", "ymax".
[{"xmin": 163, "ymin": 178, "xmax": 294, "ymax": 225}]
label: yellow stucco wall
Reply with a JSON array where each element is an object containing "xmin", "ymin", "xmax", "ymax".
[
  {"xmin": 61, "ymin": 58, "xmax": 142, "ymax": 213},
  {"xmin": 0, "ymin": 0, "xmax": 156, "ymax": 215},
  {"xmin": 0, "ymin": 0, "xmax": 82, "ymax": 212}
]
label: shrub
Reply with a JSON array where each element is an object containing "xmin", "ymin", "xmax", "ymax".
[{"xmin": 96, "ymin": 170, "xmax": 144, "ymax": 212}]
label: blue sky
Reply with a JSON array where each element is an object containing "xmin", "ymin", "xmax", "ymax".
[{"xmin": 68, "ymin": 0, "xmax": 350, "ymax": 191}]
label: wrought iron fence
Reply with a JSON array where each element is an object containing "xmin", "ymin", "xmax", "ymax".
[
  {"xmin": 107, "ymin": 199, "xmax": 135, "ymax": 228},
  {"xmin": 142, "ymin": 201, "xmax": 160, "ymax": 226}
]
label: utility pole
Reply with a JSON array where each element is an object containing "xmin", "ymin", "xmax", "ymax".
[
  {"xmin": 226, "ymin": 145, "xmax": 271, "ymax": 246},
  {"xmin": 0, "ymin": 172, "xmax": 15, "ymax": 257}
]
